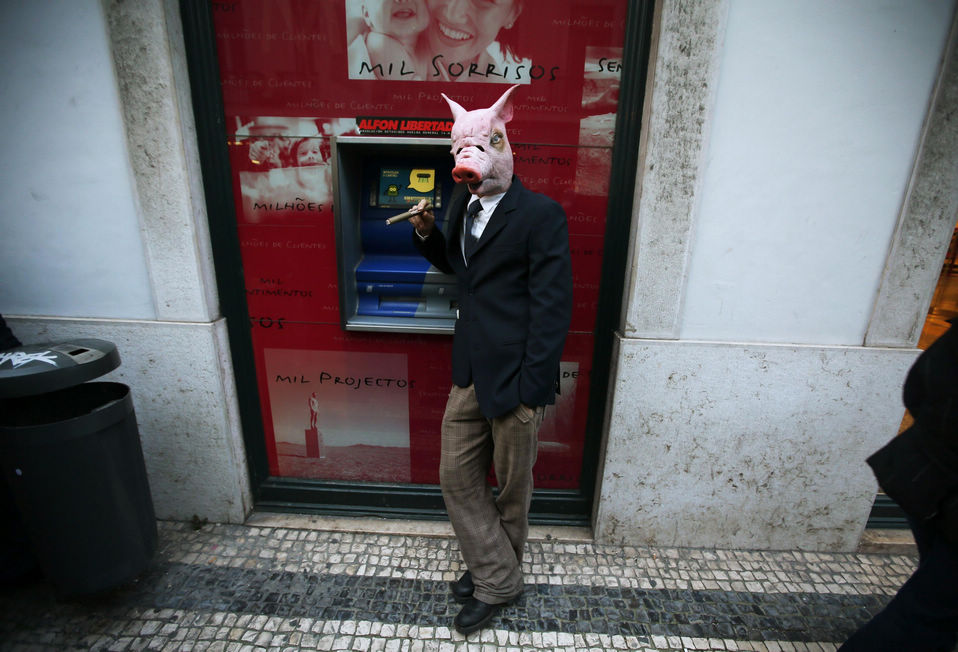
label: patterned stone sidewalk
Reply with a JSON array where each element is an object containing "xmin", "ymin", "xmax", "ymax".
[{"xmin": 0, "ymin": 519, "xmax": 919, "ymax": 651}]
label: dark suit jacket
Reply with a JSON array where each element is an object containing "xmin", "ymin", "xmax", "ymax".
[
  {"xmin": 0, "ymin": 315, "xmax": 20, "ymax": 351},
  {"xmin": 867, "ymin": 320, "xmax": 958, "ymax": 543},
  {"xmin": 413, "ymin": 176, "xmax": 572, "ymax": 419}
]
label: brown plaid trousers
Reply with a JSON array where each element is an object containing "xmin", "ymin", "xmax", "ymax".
[{"xmin": 439, "ymin": 383, "xmax": 545, "ymax": 604}]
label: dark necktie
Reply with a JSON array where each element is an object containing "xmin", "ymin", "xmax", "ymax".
[{"xmin": 464, "ymin": 199, "xmax": 481, "ymax": 261}]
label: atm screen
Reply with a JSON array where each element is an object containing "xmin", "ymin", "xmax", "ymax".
[{"xmin": 374, "ymin": 166, "xmax": 441, "ymax": 209}]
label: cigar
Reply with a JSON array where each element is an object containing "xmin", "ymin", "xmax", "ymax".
[{"xmin": 386, "ymin": 203, "xmax": 432, "ymax": 225}]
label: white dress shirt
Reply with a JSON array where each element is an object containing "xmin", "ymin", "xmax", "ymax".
[{"xmin": 460, "ymin": 192, "xmax": 506, "ymax": 264}]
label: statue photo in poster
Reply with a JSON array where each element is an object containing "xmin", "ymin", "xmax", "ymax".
[
  {"xmin": 345, "ymin": 0, "xmax": 532, "ymax": 83},
  {"xmin": 264, "ymin": 348, "xmax": 413, "ymax": 482},
  {"xmin": 306, "ymin": 391, "xmax": 324, "ymax": 458}
]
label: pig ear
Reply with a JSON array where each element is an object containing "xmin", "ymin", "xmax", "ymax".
[
  {"xmin": 489, "ymin": 84, "xmax": 520, "ymax": 124},
  {"xmin": 441, "ymin": 93, "xmax": 467, "ymax": 121}
]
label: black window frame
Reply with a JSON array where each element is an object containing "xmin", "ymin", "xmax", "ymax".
[{"xmin": 178, "ymin": 0, "xmax": 656, "ymax": 526}]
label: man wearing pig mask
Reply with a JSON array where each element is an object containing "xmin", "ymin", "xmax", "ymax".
[{"xmin": 408, "ymin": 84, "xmax": 572, "ymax": 634}]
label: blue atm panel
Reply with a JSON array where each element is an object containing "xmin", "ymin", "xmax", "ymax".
[{"xmin": 333, "ymin": 136, "xmax": 460, "ymax": 333}]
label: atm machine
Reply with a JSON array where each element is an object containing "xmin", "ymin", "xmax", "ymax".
[{"xmin": 332, "ymin": 136, "xmax": 461, "ymax": 333}]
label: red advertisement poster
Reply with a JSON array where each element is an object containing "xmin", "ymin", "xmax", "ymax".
[
  {"xmin": 212, "ymin": 0, "xmax": 627, "ymax": 490},
  {"xmin": 265, "ymin": 347, "xmax": 412, "ymax": 482}
]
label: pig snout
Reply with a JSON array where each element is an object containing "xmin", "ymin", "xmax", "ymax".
[
  {"xmin": 451, "ymin": 146, "xmax": 485, "ymax": 184},
  {"xmin": 451, "ymin": 165, "xmax": 481, "ymax": 184}
]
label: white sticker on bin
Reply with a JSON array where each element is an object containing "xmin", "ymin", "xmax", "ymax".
[{"xmin": 0, "ymin": 351, "xmax": 58, "ymax": 369}]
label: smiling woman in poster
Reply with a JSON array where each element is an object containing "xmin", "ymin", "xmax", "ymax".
[
  {"xmin": 419, "ymin": 0, "xmax": 531, "ymax": 83},
  {"xmin": 346, "ymin": 0, "xmax": 532, "ymax": 83}
]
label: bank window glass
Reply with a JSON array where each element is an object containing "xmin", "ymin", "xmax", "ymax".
[{"xmin": 212, "ymin": 0, "xmax": 628, "ymax": 488}]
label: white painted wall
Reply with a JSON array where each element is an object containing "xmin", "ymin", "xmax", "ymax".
[
  {"xmin": 0, "ymin": 1, "xmax": 154, "ymax": 319},
  {"xmin": 597, "ymin": 0, "xmax": 958, "ymax": 551},
  {"xmin": 680, "ymin": 0, "xmax": 954, "ymax": 345}
]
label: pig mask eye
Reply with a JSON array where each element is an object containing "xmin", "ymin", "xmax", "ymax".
[{"xmin": 490, "ymin": 132, "xmax": 504, "ymax": 148}]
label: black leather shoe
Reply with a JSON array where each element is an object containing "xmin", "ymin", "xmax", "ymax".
[
  {"xmin": 449, "ymin": 570, "xmax": 474, "ymax": 603},
  {"xmin": 454, "ymin": 597, "xmax": 501, "ymax": 635}
]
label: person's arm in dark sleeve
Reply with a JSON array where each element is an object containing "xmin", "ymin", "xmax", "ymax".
[
  {"xmin": 412, "ymin": 226, "xmax": 454, "ymax": 274},
  {"xmin": 519, "ymin": 202, "xmax": 573, "ymax": 407},
  {"xmin": 408, "ymin": 201, "xmax": 454, "ymax": 274},
  {"xmin": 911, "ymin": 322, "xmax": 958, "ymax": 442}
]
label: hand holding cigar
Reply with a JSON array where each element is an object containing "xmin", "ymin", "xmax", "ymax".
[{"xmin": 386, "ymin": 202, "xmax": 432, "ymax": 225}]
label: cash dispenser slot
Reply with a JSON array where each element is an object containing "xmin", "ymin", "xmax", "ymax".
[{"xmin": 333, "ymin": 136, "xmax": 460, "ymax": 333}]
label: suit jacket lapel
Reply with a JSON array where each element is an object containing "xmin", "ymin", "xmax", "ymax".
[
  {"xmin": 446, "ymin": 190, "xmax": 469, "ymax": 270},
  {"xmin": 471, "ymin": 176, "xmax": 522, "ymax": 259}
]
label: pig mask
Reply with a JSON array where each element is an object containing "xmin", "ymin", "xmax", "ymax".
[{"xmin": 441, "ymin": 85, "xmax": 519, "ymax": 197}]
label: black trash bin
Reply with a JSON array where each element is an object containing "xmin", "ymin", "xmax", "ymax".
[{"xmin": 0, "ymin": 339, "xmax": 157, "ymax": 596}]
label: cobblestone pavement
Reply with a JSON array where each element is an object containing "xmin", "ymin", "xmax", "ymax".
[{"xmin": 0, "ymin": 519, "xmax": 923, "ymax": 651}]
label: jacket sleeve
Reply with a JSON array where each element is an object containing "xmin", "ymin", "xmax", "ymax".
[
  {"xmin": 867, "ymin": 424, "xmax": 958, "ymax": 522},
  {"xmin": 907, "ymin": 321, "xmax": 958, "ymax": 443},
  {"xmin": 519, "ymin": 201, "xmax": 573, "ymax": 407},
  {"xmin": 868, "ymin": 321, "xmax": 958, "ymax": 529},
  {"xmin": 411, "ymin": 227, "xmax": 454, "ymax": 275},
  {"xmin": 0, "ymin": 315, "xmax": 21, "ymax": 351}
]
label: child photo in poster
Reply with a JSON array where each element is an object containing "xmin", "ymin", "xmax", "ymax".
[
  {"xmin": 347, "ymin": 0, "xmax": 430, "ymax": 79},
  {"xmin": 345, "ymin": 0, "xmax": 532, "ymax": 83},
  {"xmin": 265, "ymin": 348, "xmax": 413, "ymax": 482},
  {"xmin": 235, "ymin": 117, "xmax": 357, "ymax": 222}
]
